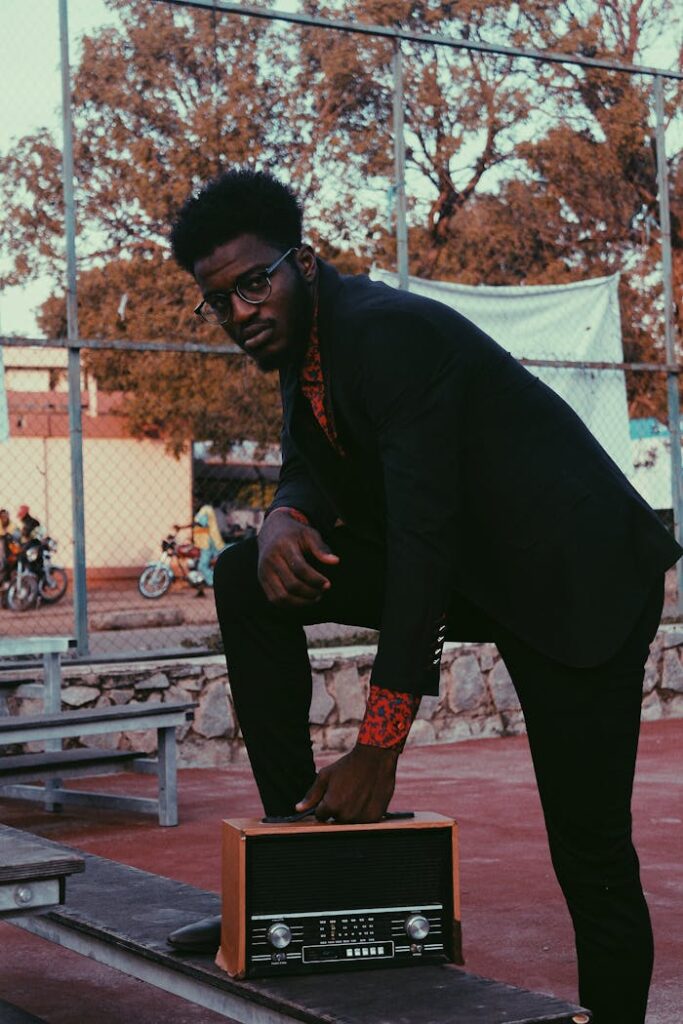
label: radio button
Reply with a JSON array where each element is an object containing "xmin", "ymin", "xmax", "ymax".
[
  {"xmin": 405, "ymin": 914, "xmax": 430, "ymax": 941},
  {"xmin": 267, "ymin": 923, "xmax": 292, "ymax": 949}
]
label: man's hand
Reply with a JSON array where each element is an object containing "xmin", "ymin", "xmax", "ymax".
[
  {"xmin": 257, "ymin": 509, "xmax": 339, "ymax": 608},
  {"xmin": 295, "ymin": 744, "xmax": 399, "ymax": 823}
]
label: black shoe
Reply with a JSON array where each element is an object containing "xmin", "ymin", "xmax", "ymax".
[{"xmin": 167, "ymin": 914, "xmax": 221, "ymax": 952}]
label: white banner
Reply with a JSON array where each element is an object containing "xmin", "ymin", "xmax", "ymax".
[{"xmin": 372, "ymin": 270, "xmax": 632, "ymax": 479}]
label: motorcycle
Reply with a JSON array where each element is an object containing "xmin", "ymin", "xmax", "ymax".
[
  {"xmin": 3, "ymin": 537, "xmax": 68, "ymax": 611},
  {"xmin": 138, "ymin": 527, "xmax": 211, "ymax": 599},
  {"xmin": 137, "ymin": 523, "xmax": 257, "ymax": 599}
]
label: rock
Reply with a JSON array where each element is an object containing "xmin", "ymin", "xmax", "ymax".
[
  {"xmin": 471, "ymin": 715, "xmax": 505, "ymax": 739},
  {"xmin": 82, "ymin": 731, "xmax": 120, "ymax": 751},
  {"xmin": 90, "ymin": 607, "xmax": 183, "ymax": 632},
  {"xmin": 164, "ymin": 686, "xmax": 194, "ymax": 740},
  {"xmin": 168, "ymin": 664, "xmax": 203, "ymax": 678},
  {"xmin": 406, "ymin": 719, "xmax": 436, "ymax": 746},
  {"xmin": 500, "ymin": 710, "xmax": 526, "ymax": 736},
  {"xmin": 417, "ymin": 695, "xmax": 442, "ymax": 721},
  {"xmin": 489, "ymin": 660, "xmax": 520, "ymax": 712},
  {"xmin": 193, "ymin": 680, "xmax": 234, "ymax": 738},
  {"xmin": 446, "ymin": 654, "xmax": 486, "ymax": 713},
  {"xmin": 123, "ymin": 728, "xmax": 158, "ymax": 754},
  {"xmin": 102, "ymin": 674, "xmax": 141, "ymax": 690},
  {"xmin": 662, "ymin": 631, "xmax": 683, "ymax": 649},
  {"xmin": 14, "ymin": 698, "xmax": 43, "ymax": 717},
  {"xmin": 14, "ymin": 684, "xmax": 44, "ymax": 699},
  {"xmin": 134, "ymin": 672, "xmax": 170, "ymax": 691},
  {"xmin": 173, "ymin": 676, "xmax": 203, "ymax": 692},
  {"xmin": 309, "ymin": 673, "xmax": 334, "ymax": 725},
  {"xmin": 108, "ymin": 688, "xmax": 135, "ymax": 706},
  {"xmin": 177, "ymin": 735, "xmax": 232, "ymax": 768},
  {"xmin": 203, "ymin": 663, "xmax": 228, "ymax": 680},
  {"xmin": 434, "ymin": 719, "xmax": 475, "ymax": 743},
  {"xmin": 332, "ymin": 664, "xmax": 365, "ymax": 723},
  {"xmin": 661, "ymin": 650, "xmax": 683, "ymax": 693},
  {"xmin": 61, "ymin": 685, "xmax": 99, "ymax": 708},
  {"xmin": 308, "ymin": 656, "xmax": 336, "ymax": 671},
  {"xmin": 641, "ymin": 690, "xmax": 662, "ymax": 721},
  {"xmin": 662, "ymin": 693, "xmax": 683, "ymax": 719},
  {"xmin": 478, "ymin": 645, "xmax": 496, "ymax": 672},
  {"xmin": 324, "ymin": 727, "xmax": 358, "ymax": 752},
  {"xmin": 229, "ymin": 741, "xmax": 251, "ymax": 764},
  {"xmin": 642, "ymin": 650, "xmax": 661, "ymax": 695}
]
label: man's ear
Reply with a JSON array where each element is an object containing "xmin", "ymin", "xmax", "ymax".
[{"xmin": 295, "ymin": 244, "xmax": 317, "ymax": 285}]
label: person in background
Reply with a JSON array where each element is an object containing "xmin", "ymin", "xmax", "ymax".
[
  {"xmin": 193, "ymin": 503, "xmax": 225, "ymax": 587},
  {"xmin": 17, "ymin": 505, "xmax": 42, "ymax": 542},
  {"xmin": 0, "ymin": 508, "xmax": 18, "ymax": 583}
]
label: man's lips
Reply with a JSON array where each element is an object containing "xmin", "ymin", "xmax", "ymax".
[{"xmin": 241, "ymin": 325, "xmax": 274, "ymax": 351}]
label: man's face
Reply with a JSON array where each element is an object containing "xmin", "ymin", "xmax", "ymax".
[
  {"xmin": 193, "ymin": 234, "xmax": 316, "ymax": 372},
  {"xmin": 0, "ymin": 512, "xmax": 8, "ymax": 528}
]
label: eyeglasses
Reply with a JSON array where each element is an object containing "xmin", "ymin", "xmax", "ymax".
[{"xmin": 194, "ymin": 247, "xmax": 298, "ymax": 325}]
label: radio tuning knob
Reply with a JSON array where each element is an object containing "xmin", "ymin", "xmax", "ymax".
[
  {"xmin": 405, "ymin": 914, "xmax": 430, "ymax": 941},
  {"xmin": 267, "ymin": 922, "xmax": 292, "ymax": 949}
]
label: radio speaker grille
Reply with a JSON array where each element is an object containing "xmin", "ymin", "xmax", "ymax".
[{"xmin": 246, "ymin": 828, "xmax": 452, "ymax": 914}]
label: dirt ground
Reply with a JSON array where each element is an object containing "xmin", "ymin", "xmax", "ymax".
[
  {"xmin": 0, "ymin": 718, "xmax": 681, "ymax": 1023},
  {"xmin": 1, "ymin": 567, "xmax": 679, "ymax": 660}
]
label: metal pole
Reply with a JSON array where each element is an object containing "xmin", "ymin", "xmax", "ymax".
[
  {"xmin": 392, "ymin": 39, "xmax": 409, "ymax": 290},
  {"xmin": 654, "ymin": 75, "xmax": 683, "ymax": 614},
  {"xmin": 157, "ymin": 0, "xmax": 683, "ymax": 81},
  {"xmin": 59, "ymin": 0, "xmax": 89, "ymax": 654}
]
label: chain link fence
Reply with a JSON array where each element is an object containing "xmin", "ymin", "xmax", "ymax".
[{"xmin": 0, "ymin": 0, "xmax": 681, "ymax": 660}]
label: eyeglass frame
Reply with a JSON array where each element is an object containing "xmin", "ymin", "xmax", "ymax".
[{"xmin": 193, "ymin": 246, "xmax": 299, "ymax": 325}]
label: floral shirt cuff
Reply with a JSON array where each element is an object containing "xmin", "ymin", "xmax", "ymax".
[
  {"xmin": 357, "ymin": 684, "xmax": 422, "ymax": 751},
  {"xmin": 268, "ymin": 506, "xmax": 310, "ymax": 525}
]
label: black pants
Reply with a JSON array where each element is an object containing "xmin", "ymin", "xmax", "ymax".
[{"xmin": 214, "ymin": 527, "xmax": 663, "ymax": 1024}]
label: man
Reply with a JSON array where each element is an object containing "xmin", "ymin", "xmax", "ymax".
[
  {"xmin": 0, "ymin": 507, "xmax": 18, "ymax": 582},
  {"xmin": 193, "ymin": 503, "xmax": 225, "ymax": 587},
  {"xmin": 167, "ymin": 170, "xmax": 679, "ymax": 1024},
  {"xmin": 17, "ymin": 505, "xmax": 41, "ymax": 542}
]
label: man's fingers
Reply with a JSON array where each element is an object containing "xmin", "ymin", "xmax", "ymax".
[
  {"xmin": 300, "ymin": 529, "xmax": 340, "ymax": 567},
  {"xmin": 280, "ymin": 552, "xmax": 333, "ymax": 592},
  {"xmin": 295, "ymin": 774, "xmax": 326, "ymax": 812},
  {"xmin": 314, "ymin": 800, "xmax": 333, "ymax": 822}
]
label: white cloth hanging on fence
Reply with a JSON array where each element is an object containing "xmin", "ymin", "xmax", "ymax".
[{"xmin": 371, "ymin": 268, "xmax": 635, "ymax": 484}]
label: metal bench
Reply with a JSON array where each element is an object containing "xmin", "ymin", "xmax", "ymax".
[
  {"xmin": 0, "ymin": 823, "xmax": 84, "ymax": 919},
  {"xmin": 0, "ymin": 702, "xmax": 196, "ymax": 826},
  {"xmin": 0, "ymin": 825, "xmax": 84, "ymax": 1023}
]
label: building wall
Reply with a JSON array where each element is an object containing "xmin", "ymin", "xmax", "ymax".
[{"xmin": 0, "ymin": 436, "xmax": 191, "ymax": 570}]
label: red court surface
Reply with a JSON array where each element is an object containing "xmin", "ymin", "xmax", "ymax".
[{"xmin": 0, "ymin": 717, "xmax": 681, "ymax": 1024}]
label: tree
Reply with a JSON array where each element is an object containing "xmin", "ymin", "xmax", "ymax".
[{"xmin": 1, "ymin": 0, "xmax": 681, "ymax": 447}]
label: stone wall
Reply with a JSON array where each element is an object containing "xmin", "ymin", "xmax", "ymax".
[{"xmin": 2, "ymin": 627, "xmax": 682, "ymax": 767}]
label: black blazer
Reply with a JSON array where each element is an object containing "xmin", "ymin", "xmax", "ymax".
[{"xmin": 270, "ymin": 260, "xmax": 681, "ymax": 696}]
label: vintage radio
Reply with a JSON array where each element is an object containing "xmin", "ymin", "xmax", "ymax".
[{"xmin": 216, "ymin": 812, "xmax": 461, "ymax": 978}]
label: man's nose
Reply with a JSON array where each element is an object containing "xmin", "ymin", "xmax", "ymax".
[{"xmin": 231, "ymin": 292, "xmax": 258, "ymax": 325}]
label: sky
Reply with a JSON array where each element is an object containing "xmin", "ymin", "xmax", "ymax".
[
  {"xmin": 0, "ymin": 0, "xmax": 115, "ymax": 336},
  {"xmin": 0, "ymin": 0, "xmax": 681, "ymax": 338}
]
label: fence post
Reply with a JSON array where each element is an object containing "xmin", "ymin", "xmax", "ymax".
[
  {"xmin": 392, "ymin": 38, "xmax": 409, "ymax": 290},
  {"xmin": 654, "ymin": 75, "xmax": 683, "ymax": 616},
  {"xmin": 59, "ymin": 0, "xmax": 89, "ymax": 655}
]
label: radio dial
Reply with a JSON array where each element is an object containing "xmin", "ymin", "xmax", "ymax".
[
  {"xmin": 405, "ymin": 914, "xmax": 430, "ymax": 941},
  {"xmin": 267, "ymin": 922, "xmax": 292, "ymax": 949}
]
